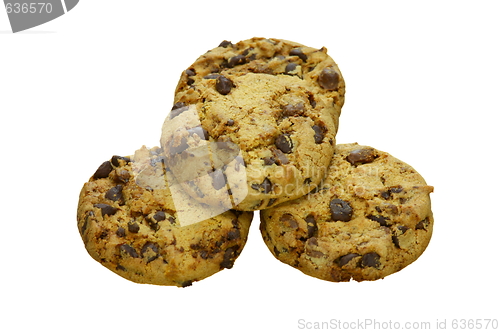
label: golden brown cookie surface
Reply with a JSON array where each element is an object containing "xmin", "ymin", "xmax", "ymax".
[
  {"xmin": 260, "ymin": 143, "xmax": 433, "ymax": 282},
  {"xmin": 164, "ymin": 37, "xmax": 345, "ymax": 211},
  {"xmin": 77, "ymin": 146, "xmax": 253, "ymax": 287}
]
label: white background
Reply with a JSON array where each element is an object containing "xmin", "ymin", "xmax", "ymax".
[{"xmin": 1, "ymin": 1, "xmax": 499, "ymax": 332}]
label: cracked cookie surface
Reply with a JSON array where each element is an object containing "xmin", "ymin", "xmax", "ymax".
[
  {"xmin": 164, "ymin": 37, "xmax": 345, "ymax": 211},
  {"xmin": 77, "ymin": 146, "xmax": 253, "ymax": 287},
  {"xmin": 260, "ymin": 143, "xmax": 433, "ymax": 282}
]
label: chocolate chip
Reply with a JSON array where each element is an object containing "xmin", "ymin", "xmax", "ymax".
[
  {"xmin": 219, "ymin": 40, "xmax": 233, "ymax": 48},
  {"xmin": 141, "ymin": 242, "xmax": 159, "ymax": 263},
  {"xmin": 285, "ymin": 62, "xmax": 297, "ymax": 74},
  {"xmin": 361, "ymin": 252, "xmax": 381, "ymax": 268},
  {"xmin": 170, "ymin": 102, "xmax": 189, "ymax": 119},
  {"xmin": 263, "ymin": 156, "xmax": 276, "ymax": 165},
  {"xmin": 128, "ymin": 221, "xmax": 140, "ymax": 233},
  {"xmin": 153, "ymin": 211, "xmax": 166, "ymax": 222},
  {"xmin": 211, "ymin": 169, "xmax": 226, "ymax": 190},
  {"xmin": 111, "ymin": 155, "xmax": 131, "ymax": 167},
  {"xmin": 187, "ymin": 126, "xmax": 209, "ymax": 140},
  {"xmin": 81, "ymin": 211, "xmax": 94, "ymax": 235},
  {"xmin": 145, "ymin": 217, "xmax": 160, "ymax": 232},
  {"xmin": 185, "ymin": 68, "xmax": 195, "ymax": 76},
  {"xmin": 94, "ymin": 203, "xmax": 118, "ymax": 217},
  {"xmin": 289, "ymin": 48, "xmax": 307, "ymax": 62},
  {"xmin": 307, "ymin": 93, "xmax": 316, "ymax": 108},
  {"xmin": 203, "ymin": 73, "xmax": 221, "ymax": 79},
  {"xmin": 215, "ymin": 75, "xmax": 233, "ymax": 95},
  {"xmin": 415, "ymin": 217, "xmax": 430, "ymax": 230},
  {"xmin": 282, "ymin": 103, "xmax": 304, "ymax": 117},
  {"xmin": 367, "ymin": 214, "xmax": 390, "ymax": 227},
  {"xmin": 251, "ymin": 178, "xmax": 273, "ymax": 193},
  {"xmin": 318, "ymin": 68, "xmax": 340, "ymax": 90},
  {"xmin": 280, "ymin": 213, "xmax": 298, "ymax": 229},
  {"xmin": 262, "ymin": 178, "xmax": 272, "ymax": 193},
  {"xmin": 226, "ymin": 119, "xmax": 235, "ymax": 126},
  {"xmin": 390, "ymin": 186, "xmax": 403, "ymax": 194},
  {"xmin": 228, "ymin": 54, "xmax": 247, "ymax": 68},
  {"xmin": 220, "ymin": 246, "xmax": 239, "ymax": 269},
  {"xmin": 270, "ymin": 147, "xmax": 289, "ymax": 165},
  {"xmin": 392, "ymin": 226, "xmax": 409, "ymax": 248},
  {"xmin": 169, "ymin": 137, "xmax": 189, "ymax": 154},
  {"xmin": 346, "ymin": 148, "xmax": 378, "ymax": 166},
  {"xmin": 105, "ymin": 185, "xmax": 123, "ymax": 202},
  {"xmin": 93, "ymin": 161, "xmax": 113, "ymax": 179},
  {"xmin": 267, "ymin": 198, "xmax": 277, "ymax": 207},
  {"xmin": 227, "ymin": 229, "xmax": 240, "ymax": 241},
  {"xmin": 305, "ymin": 214, "xmax": 318, "ymax": 238},
  {"xmin": 116, "ymin": 227, "xmax": 126, "ymax": 238},
  {"xmin": 200, "ymin": 251, "xmax": 209, "ymax": 259},
  {"xmin": 338, "ymin": 253, "xmax": 361, "ymax": 267},
  {"xmin": 275, "ymin": 134, "xmax": 293, "ymax": 153},
  {"xmin": 119, "ymin": 244, "xmax": 139, "ymax": 258},
  {"xmin": 312, "ymin": 125, "xmax": 325, "ymax": 144},
  {"xmin": 329, "ymin": 199, "xmax": 353, "ymax": 222}
]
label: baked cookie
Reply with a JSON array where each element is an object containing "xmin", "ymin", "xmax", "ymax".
[
  {"xmin": 163, "ymin": 37, "xmax": 345, "ymax": 211},
  {"xmin": 260, "ymin": 143, "xmax": 433, "ymax": 282},
  {"xmin": 77, "ymin": 146, "xmax": 253, "ymax": 287}
]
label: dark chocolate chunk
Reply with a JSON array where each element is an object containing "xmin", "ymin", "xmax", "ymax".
[
  {"xmin": 318, "ymin": 67, "xmax": 340, "ymax": 90},
  {"xmin": 415, "ymin": 217, "xmax": 430, "ymax": 230},
  {"xmin": 215, "ymin": 75, "xmax": 233, "ymax": 95},
  {"xmin": 329, "ymin": 199, "xmax": 353, "ymax": 222},
  {"xmin": 263, "ymin": 156, "xmax": 276, "ymax": 165},
  {"xmin": 228, "ymin": 54, "xmax": 247, "ymax": 68},
  {"xmin": 367, "ymin": 214, "xmax": 390, "ymax": 227},
  {"xmin": 211, "ymin": 169, "xmax": 226, "ymax": 190},
  {"xmin": 116, "ymin": 227, "xmax": 126, "ymax": 238},
  {"xmin": 93, "ymin": 161, "xmax": 113, "ymax": 179},
  {"xmin": 361, "ymin": 252, "xmax": 381, "ymax": 268},
  {"xmin": 305, "ymin": 214, "xmax": 318, "ymax": 238},
  {"xmin": 200, "ymin": 251, "xmax": 209, "ymax": 259},
  {"xmin": 251, "ymin": 178, "xmax": 273, "ymax": 193},
  {"xmin": 346, "ymin": 148, "xmax": 378, "ymax": 166},
  {"xmin": 219, "ymin": 40, "xmax": 233, "ymax": 48},
  {"xmin": 261, "ymin": 178, "xmax": 272, "ymax": 193},
  {"xmin": 181, "ymin": 280, "xmax": 193, "ymax": 288},
  {"xmin": 153, "ymin": 211, "xmax": 166, "ymax": 222},
  {"xmin": 169, "ymin": 137, "xmax": 189, "ymax": 154},
  {"xmin": 312, "ymin": 125, "xmax": 325, "ymax": 144},
  {"xmin": 227, "ymin": 229, "xmax": 240, "ymax": 241},
  {"xmin": 111, "ymin": 155, "xmax": 131, "ymax": 167},
  {"xmin": 185, "ymin": 68, "xmax": 195, "ymax": 76},
  {"xmin": 220, "ymin": 246, "xmax": 239, "ymax": 269},
  {"xmin": 94, "ymin": 203, "xmax": 118, "ymax": 217},
  {"xmin": 289, "ymin": 48, "xmax": 308, "ymax": 62},
  {"xmin": 275, "ymin": 134, "xmax": 293, "ymax": 153},
  {"xmin": 128, "ymin": 221, "xmax": 140, "ymax": 233},
  {"xmin": 141, "ymin": 242, "xmax": 160, "ymax": 263},
  {"xmin": 119, "ymin": 244, "xmax": 139, "ymax": 258},
  {"xmin": 338, "ymin": 253, "xmax": 361, "ymax": 267},
  {"xmin": 280, "ymin": 213, "xmax": 298, "ymax": 229},
  {"xmin": 282, "ymin": 103, "xmax": 304, "ymax": 117},
  {"xmin": 392, "ymin": 225, "xmax": 409, "ymax": 248},
  {"xmin": 270, "ymin": 147, "xmax": 289, "ymax": 165},
  {"xmin": 285, "ymin": 62, "xmax": 297, "ymax": 74},
  {"xmin": 105, "ymin": 185, "xmax": 123, "ymax": 202},
  {"xmin": 390, "ymin": 185, "xmax": 403, "ymax": 194},
  {"xmin": 170, "ymin": 102, "xmax": 189, "ymax": 119},
  {"xmin": 187, "ymin": 126, "xmax": 209, "ymax": 140}
]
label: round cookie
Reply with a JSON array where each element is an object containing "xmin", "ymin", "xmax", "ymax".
[
  {"xmin": 77, "ymin": 146, "xmax": 253, "ymax": 287},
  {"xmin": 259, "ymin": 143, "xmax": 434, "ymax": 282},
  {"xmin": 163, "ymin": 37, "xmax": 345, "ymax": 211}
]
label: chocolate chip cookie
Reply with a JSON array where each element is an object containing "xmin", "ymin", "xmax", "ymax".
[
  {"xmin": 77, "ymin": 146, "xmax": 253, "ymax": 287},
  {"xmin": 260, "ymin": 143, "xmax": 434, "ymax": 282},
  {"xmin": 164, "ymin": 37, "xmax": 345, "ymax": 211}
]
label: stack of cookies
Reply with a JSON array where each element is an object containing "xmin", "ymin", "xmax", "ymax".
[{"xmin": 77, "ymin": 37, "xmax": 433, "ymax": 286}]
